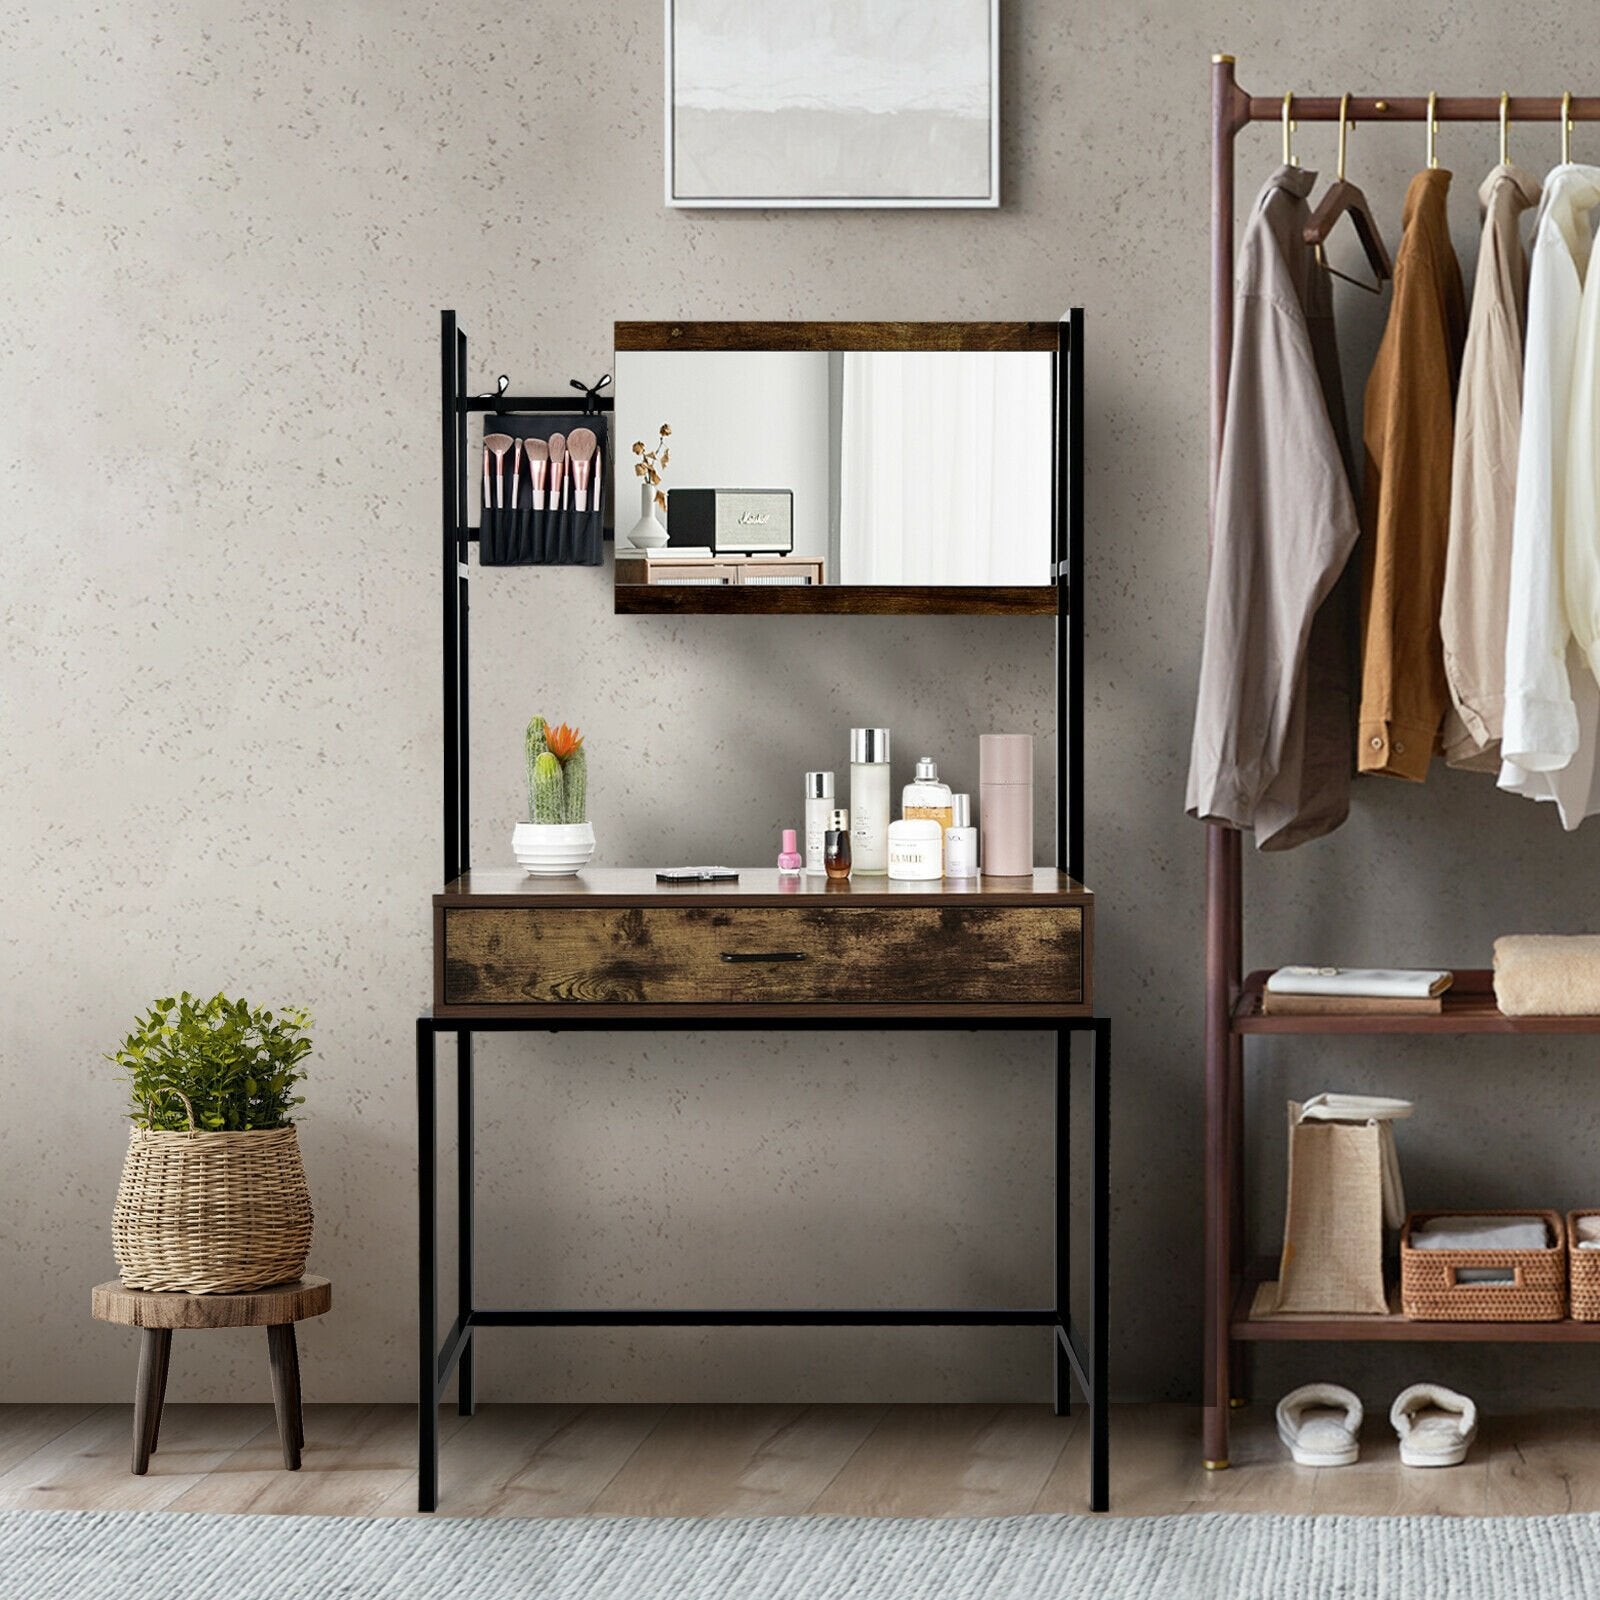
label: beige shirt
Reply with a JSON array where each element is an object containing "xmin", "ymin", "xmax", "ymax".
[
  {"xmin": 1187, "ymin": 165, "xmax": 1362, "ymax": 850},
  {"xmin": 1440, "ymin": 165, "xmax": 1541, "ymax": 770}
]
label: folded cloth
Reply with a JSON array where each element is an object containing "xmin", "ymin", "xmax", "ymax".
[
  {"xmin": 1495, "ymin": 935, "xmax": 1600, "ymax": 1015},
  {"xmin": 1268, "ymin": 966, "xmax": 1453, "ymax": 998},
  {"xmin": 1412, "ymin": 1215, "xmax": 1550, "ymax": 1251},
  {"xmin": 1578, "ymin": 1216, "xmax": 1600, "ymax": 1248}
]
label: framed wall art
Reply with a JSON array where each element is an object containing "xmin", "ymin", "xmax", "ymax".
[{"xmin": 665, "ymin": 0, "xmax": 1000, "ymax": 209}]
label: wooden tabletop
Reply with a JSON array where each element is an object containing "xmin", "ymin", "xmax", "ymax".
[
  {"xmin": 92, "ymin": 1276, "xmax": 331, "ymax": 1329},
  {"xmin": 436, "ymin": 868, "xmax": 1091, "ymax": 908}
]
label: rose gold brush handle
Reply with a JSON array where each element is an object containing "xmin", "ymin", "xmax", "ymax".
[
  {"xmin": 482, "ymin": 444, "xmax": 491, "ymax": 512},
  {"xmin": 511, "ymin": 439, "xmax": 522, "ymax": 511}
]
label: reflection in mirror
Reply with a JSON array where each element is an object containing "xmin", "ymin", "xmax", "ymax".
[{"xmin": 614, "ymin": 349, "xmax": 1053, "ymax": 589}]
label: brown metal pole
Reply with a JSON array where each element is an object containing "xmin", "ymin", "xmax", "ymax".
[{"xmin": 1202, "ymin": 50, "xmax": 1245, "ymax": 1473}]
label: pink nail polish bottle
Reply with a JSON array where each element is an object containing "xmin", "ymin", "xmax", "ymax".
[{"xmin": 777, "ymin": 828, "xmax": 803, "ymax": 876}]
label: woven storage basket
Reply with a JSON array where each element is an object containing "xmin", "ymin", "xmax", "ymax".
[
  {"xmin": 1400, "ymin": 1209, "xmax": 1565, "ymax": 1321},
  {"xmin": 113, "ymin": 1109, "xmax": 313, "ymax": 1294},
  {"xmin": 1569, "ymin": 1211, "xmax": 1600, "ymax": 1321}
]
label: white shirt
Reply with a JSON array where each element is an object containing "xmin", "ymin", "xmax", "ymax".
[{"xmin": 1499, "ymin": 165, "xmax": 1600, "ymax": 827}]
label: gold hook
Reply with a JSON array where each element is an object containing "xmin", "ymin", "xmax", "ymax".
[
  {"xmin": 1426, "ymin": 91, "xmax": 1439, "ymax": 169},
  {"xmin": 1282, "ymin": 92, "xmax": 1298, "ymax": 167},
  {"xmin": 1563, "ymin": 91, "xmax": 1573, "ymax": 164},
  {"xmin": 1500, "ymin": 91, "xmax": 1510, "ymax": 166},
  {"xmin": 1337, "ymin": 92, "xmax": 1351, "ymax": 181}
]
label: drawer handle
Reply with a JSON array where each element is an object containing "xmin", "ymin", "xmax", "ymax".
[{"xmin": 720, "ymin": 950, "xmax": 808, "ymax": 964}]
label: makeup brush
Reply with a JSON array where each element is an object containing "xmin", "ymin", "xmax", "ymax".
[
  {"xmin": 484, "ymin": 433, "xmax": 513, "ymax": 510},
  {"xmin": 510, "ymin": 438, "xmax": 523, "ymax": 511},
  {"xmin": 567, "ymin": 427, "xmax": 598, "ymax": 512},
  {"xmin": 547, "ymin": 432, "xmax": 567, "ymax": 512},
  {"xmin": 526, "ymin": 437, "xmax": 550, "ymax": 511},
  {"xmin": 482, "ymin": 444, "xmax": 492, "ymax": 511}
]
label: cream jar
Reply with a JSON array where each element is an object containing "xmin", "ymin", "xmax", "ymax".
[{"xmin": 886, "ymin": 818, "xmax": 943, "ymax": 880}]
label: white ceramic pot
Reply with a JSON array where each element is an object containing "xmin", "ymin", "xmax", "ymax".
[
  {"xmin": 511, "ymin": 821, "xmax": 596, "ymax": 877},
  {"xmin": 625, "ymin": 481, "xmax": 668, "ymax": 549}
]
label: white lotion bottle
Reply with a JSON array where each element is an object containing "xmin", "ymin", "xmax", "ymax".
[
  {"xmin": 944, "ymin": 793, "xmax": 978, "ymax": 878},
  {"xmin": 804, "ymin": 771, "xmax": 834, "ymax": 875},
  {"xmin": 849, "ymin": 727, "xmax": 892, "ymax": 875}
]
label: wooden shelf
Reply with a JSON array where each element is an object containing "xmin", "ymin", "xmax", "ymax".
[
  {"xmin": 613, "ymin": 584, "xmax": 1058, "ymax": 617},
  {"xmin": 1232, "ymin": 968, "xmax": 1600, "ymax": 1035},
  {"xmin": 1232, "ymin": 1265, "xmax": 1600, "ymax": 1343}
]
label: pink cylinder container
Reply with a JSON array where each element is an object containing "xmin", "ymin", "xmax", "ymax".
[{"xmin": 979, "ymin": 735, "xmax": 1034, "ymax": 878}]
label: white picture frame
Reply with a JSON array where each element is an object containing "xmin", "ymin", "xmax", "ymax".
[{"xmin": 664, "ymin": 0, "xmax": 1000, "ymax": 209}]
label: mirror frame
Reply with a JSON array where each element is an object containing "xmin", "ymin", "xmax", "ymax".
[{"xmin": 612, "ymin": 321, "xmax": 1064, "ymax": 616}]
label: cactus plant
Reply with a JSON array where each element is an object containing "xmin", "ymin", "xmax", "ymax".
[
  {"xmin": 562, "ymin": 745, "xmax": 587, "ymax": 824},
  {"xmin": 525, "ymin": 717, "xmax": 549, "ymax": 818},
  {"xmin": 532, "ymin": 750, "xmax": 566, "ymax": 824}
]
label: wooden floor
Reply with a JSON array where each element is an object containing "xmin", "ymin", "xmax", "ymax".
[{"xmin": 0, "ymin": 1402, "xmax": 1593, "ymax": 1517}]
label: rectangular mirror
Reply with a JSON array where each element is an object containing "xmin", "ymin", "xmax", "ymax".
[{"xmin": 613, "ymin": 322, "xmax": 1060, "ymax": 614}]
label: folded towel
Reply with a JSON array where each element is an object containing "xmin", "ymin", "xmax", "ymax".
[
  {"xmin": 1412, "ymin": 1215, "xmax": 1550, "ymax": 1251},
  {"xmin": 1578, "ymin": 1216, "xmax": 1600, "ymax": 1248},
  {"xmin": 1267, "ymin": 967, "xmax": 1453, "ymax": 999},
  {"xmin": 1494, "ymin": 935, "xmax": 1600, "ymax": 1015}
]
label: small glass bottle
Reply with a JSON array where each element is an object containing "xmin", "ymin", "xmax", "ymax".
[
  {"xmin": 902, "ymin": 756, "xmax": 953, "ymax": 829},
  {"xmin": 849, "ymin": 728, "xmax": 891, "ymax": 875},
  {"xmin": 777, "ymin": 827, "xmax": 803, "ymax": 876},
  {"xmin": 944, "ymin": 793, "xmax": 978, "ymax": 878},
  {"xmin": 804, "ymin": 771, "xmax": 834, "ymax": 874},
  {"xmin": 824, "ymin": 807, "xmax": 852, "ymax": 880}
]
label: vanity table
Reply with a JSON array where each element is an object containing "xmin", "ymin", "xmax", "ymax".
[{"xmin": 420, "ymin": 312, "xmax": 1108, "ymax": 1512}]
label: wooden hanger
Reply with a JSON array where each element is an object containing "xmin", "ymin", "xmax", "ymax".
[{"xmin": 1303, "ymin": 93, "xmax": 1393, "ymax": 294}]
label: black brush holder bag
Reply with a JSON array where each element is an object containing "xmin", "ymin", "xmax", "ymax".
[{"xmin": 478, "ymin": 413, "xmax": 608, "ymax": 566}]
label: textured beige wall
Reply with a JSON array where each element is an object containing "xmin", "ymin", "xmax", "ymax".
[{"xmin": 7, "ymin": 0, "xmax": 1600, "ymax": 1407}]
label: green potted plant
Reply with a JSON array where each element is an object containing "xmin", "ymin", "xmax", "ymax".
[
  {"xmin": 107, "ymin": 992, "xmax": 314, "ymax": 1294},
  {"xmin": 512, "ymin": 715, "xmax": 595, "ymax": 875}
]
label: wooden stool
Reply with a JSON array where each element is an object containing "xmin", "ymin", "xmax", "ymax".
[{"xmin": 91, "ymin": 1276, "xmax": 331, "ymax": 1474}]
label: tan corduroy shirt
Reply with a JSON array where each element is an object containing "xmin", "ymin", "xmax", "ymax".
[
  {"xmin": 1357, "ymin": 167, "xmax": 1468, "ymax": 780},
  {"xmin": 1440, "ymin": 164, "xmax": 1541, "ymax": 770},
  {"xmin": 1187, "ymin": 165, "xmax": 1362, "ymax": 850}
]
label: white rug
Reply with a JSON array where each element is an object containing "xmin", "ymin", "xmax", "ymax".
[{"xmin": 6, "ymin": 1508, "xmax": 1600, "ymax": 1598}]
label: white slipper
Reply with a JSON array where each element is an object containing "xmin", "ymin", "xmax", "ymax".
[
  {"xmin": 1276, "ymin": 1383, "xmax": 1363, "ymax": 1466},
  {"xmin": 1390, "ymin": 1383, "xmax": 1477, "ymax": 1467}
]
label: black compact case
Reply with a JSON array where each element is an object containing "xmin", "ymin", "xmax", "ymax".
[{"xmin": 478, "ymin": 414, "xmax": 608, "ymax": 566}]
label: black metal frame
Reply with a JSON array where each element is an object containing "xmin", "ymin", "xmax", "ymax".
[{"xmin": 421, "ymin": 310, "xmax": 1107, "ymax": 1513}]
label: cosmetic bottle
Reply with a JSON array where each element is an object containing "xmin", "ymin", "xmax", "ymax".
[
  {"xmin": 943, "ymin": 793, "xmax": 978, "ymax": 879},
  {"xmin": 901, "ymin": 756, "xmax": 953, "ymax": 829},
  {"xmin": 887, "ymin": 818, "xmax": 943, "ymax": 881},
  {"xmin": 980, "ymin": 734, "xmax": 1034, "ymax": 877},
  {"xmin": 849, "ymin": 728, "xmax": 891, "ymax": 875},
  {"xmin": 824, "ymin": 808, "xmax": 852, "ymax": 880},
  {"xmin": 777, "ymin": 828, "xmax": 803, "ymax": 876},
  {"xmin": 804, "ymin": 771, "xmax": 834, "ymax": 874}
]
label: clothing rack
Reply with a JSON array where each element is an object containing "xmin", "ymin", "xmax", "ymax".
[{"xmin": 1202, "ymin": 57, "xmax": 1600, "ymax": 1472}]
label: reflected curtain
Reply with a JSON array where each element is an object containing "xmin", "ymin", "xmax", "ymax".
[{"xmin": 836, "ymin": 352, "xmax": 1053, "ymax": 585}]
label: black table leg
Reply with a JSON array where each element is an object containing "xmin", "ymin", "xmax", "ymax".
[
  {"xmin": 418, "ymin": 1017, "xmax": 439, "ymax": 1512},
  {"xmin": 1052, "ymin": 1026, "xmax": 1070, "ymax": 1418},
  {"xmin": 457, "ymin": 1028, "xmax": 476, "ymax": 1418},
  {"xmin": 131, "ymin": 1328, "xmax": 171, "ymax": 1475},
  {"xmin": 1090, "ymin": 1017, "xmax": 1110, "ymax": 1513},
  {"xmin": 267, "ymin": 1324, "xmax": 303, "ymax": 1470}
]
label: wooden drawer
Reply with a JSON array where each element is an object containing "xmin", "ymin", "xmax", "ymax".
[{"xmin": 440, "ymin": 903, "xmax": 1086, "ymax": 1009}]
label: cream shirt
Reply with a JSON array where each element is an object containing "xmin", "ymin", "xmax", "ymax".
[
  {"xmin": 1440, "ymin": 165, "xmax": 1540, "ymax": 769},
  {"xmin": 1498, "ymin": 165, "xmax": 1600, "ymax": 828}
]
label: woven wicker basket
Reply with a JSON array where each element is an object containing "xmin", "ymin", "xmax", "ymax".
[
  {"xmin": 1569, "ymin": 1211, "xmax": 1600, "ymax": 1321},
  {"xmin": 113, "ymin": 1101, "xmax": 313, "ymax": 1294},
  {"xmin": 1400, "ymin": 1209, "xmax": 1565, "ymax": 1322}
]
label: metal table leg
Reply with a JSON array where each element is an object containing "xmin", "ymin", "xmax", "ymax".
[
  {"xmin": 417, "ymin": 1019, "xmax": 438, "ymax": 1513},
  {"xmin": 457, "ymin": 1029, "xmax": 475, "ymax": 1417},
  {"xmin": 1090, "ymin": 1017, "xmax": 1110, "ymax": 1512}
]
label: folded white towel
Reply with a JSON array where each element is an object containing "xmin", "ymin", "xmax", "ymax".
[
  {"xmin": 1577, "ymin": 1217, "xmax": 1600, "ymax": 1249},
  {"xmin": 1412, "ymin": 1216, "xmax": 1550, "ymax": 1251},
  {"xmin": 1267, "ymin": 967, "xmax": 1453, "ymax": 998},
  {"xmin": 1297, "ymin": 1093, "xmax": 1414, "ymax": 1123}
]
